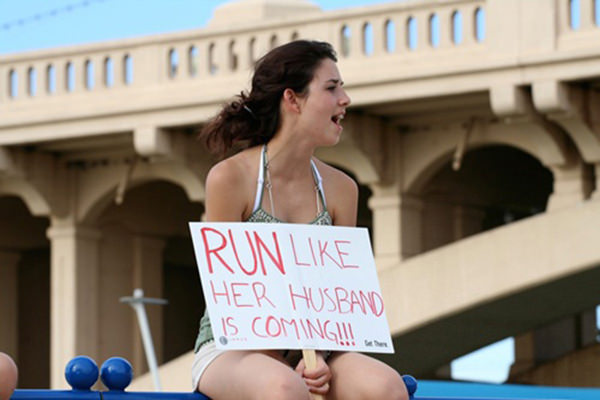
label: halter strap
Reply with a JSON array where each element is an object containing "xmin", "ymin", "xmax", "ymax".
[{"xmin": 251, "ymin": 145, "xmax": 327, "ymax": 214}]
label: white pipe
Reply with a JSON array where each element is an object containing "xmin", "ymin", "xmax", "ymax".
[{"xmin": 120, "ymin": 288, "xmax": 167, "ymax": 392}]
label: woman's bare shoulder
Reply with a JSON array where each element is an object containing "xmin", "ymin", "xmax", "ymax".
[
  {"xmin": 313, "ymin": 159, "xmax": 358, "ymax": 194},
  {"xmin": 206, "ymin": 148, "xmax": 259, "ymax": 187},
  {"xmin": 205, "ymin": 147, "xmax": 261, "ymax": 221},
  {"xmin": 313, "ymin": 159, "xmax": 358, "ymax": 226}
]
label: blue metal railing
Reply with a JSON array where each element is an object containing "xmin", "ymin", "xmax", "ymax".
[
  {"xmin": 11, "ymin": 356, "xmax": 210, "ymax": 400},
  {"xmin": 10, "ymin": 355, "xmax": 600, "ymax": 400},
  {"xmin": 10, "ymin": 356, "xmax": 417, "ymax": 400}
]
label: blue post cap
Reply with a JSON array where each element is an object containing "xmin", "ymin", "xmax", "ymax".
[
  {"xmin": 100, "ymin": 357, "xmax": 133, "ymax": 391},
  {"xmin": 65, "ymin": 356, "xmax": 99, "ymax": 390},
  {"xmin": 402, "ymin": 375, "xmax": 418, "ymax": 397}
]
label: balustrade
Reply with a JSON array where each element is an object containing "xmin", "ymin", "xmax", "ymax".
[
  {"xmin": 0, "ymin": 0, "xmax": 489, "ymax": 104},
  {"xmin": 1, "ymin": 0, "xmax": 599, "ymax": 109}
]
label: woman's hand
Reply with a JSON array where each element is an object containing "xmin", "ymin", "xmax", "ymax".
[{"xmin": 295, "ymin": 352, "xmax": 332, "ymax": 395}]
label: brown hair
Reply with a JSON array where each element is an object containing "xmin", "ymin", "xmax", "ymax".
[{"xmin": 200, "ymin": 40, "xmax": 337, "ymax": 157}]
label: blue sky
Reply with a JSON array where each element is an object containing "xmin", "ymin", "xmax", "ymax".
[
  {"xmin": 0, "ymin": 0, "xmax": 400, "ymax": 54},
  {"xmin": 0, "ymin": 0, "xmax": 561, "ymax": 384}
]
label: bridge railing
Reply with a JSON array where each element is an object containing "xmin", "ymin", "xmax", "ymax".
[
  {"xmin": 558, "ymin": 0, "xmax": 600, "ymax": 48},
  {"xmin": 0, "ymin": 0, "xmax": 487, "ymax": 104},
  {"xmin": 2, "ymin": 0, "xmax": 600, "ymax": 139},
  {"xmin": 3, "ymin": 0, "xmax": 600, "ymax": 104}
]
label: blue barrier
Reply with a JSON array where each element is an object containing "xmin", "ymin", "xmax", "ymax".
[
  {"xmin": 11, "ymin": 356, "xmax": 209, "ymax": 400},
  {"xmin": 10, "ymin": 356, "xmax": 416, "ymax": 400},
  {"xmin": 11, "ymin": 356, "xmax": 600, "ymax": 400}
]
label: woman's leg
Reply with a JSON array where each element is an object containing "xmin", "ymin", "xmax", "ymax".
[
  {"xmin": 198, "ymin": 350, "xmax": 312, "ymax": 400},
  {"xmin": 326, "ymin": 352, "xmax": 408, "ymax": 400}
]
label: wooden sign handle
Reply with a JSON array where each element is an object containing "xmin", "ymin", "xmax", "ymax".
[{"xmin": 302, "ymin": 349, "xmax": 324, "ymax": 400}]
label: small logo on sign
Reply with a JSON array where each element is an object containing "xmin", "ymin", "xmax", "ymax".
[{"xmin": 219, "ymin": 336, "xmax": 228, "ymax": 345}]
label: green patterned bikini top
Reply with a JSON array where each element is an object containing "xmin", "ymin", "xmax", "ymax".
[{"xmin": 194, "ymin": 146, "xmax": 332, "ymax": 352}]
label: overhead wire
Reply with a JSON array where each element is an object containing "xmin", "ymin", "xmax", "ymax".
[{"xmin": 1, "ymin": 0, "xmax": 110, "ymax": 31}]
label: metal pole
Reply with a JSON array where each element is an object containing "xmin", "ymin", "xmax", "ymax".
[{"xmin": 120, "ymin": 288, "xmax": 168, "ymax": 391}]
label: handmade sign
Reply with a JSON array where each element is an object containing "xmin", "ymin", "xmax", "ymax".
[{"xmin": 189, "ymin": 222, "xmax": 394, "ymax": 353}]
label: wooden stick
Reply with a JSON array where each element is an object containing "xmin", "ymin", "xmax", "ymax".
[{"xmin": 302, "ymin": 349, "xmax": 324, "ymax": 400}]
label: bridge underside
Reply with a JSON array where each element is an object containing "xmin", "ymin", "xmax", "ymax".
[{"xmin": 380, "ymin": 259, "xmax": 600, "ymax": 377}]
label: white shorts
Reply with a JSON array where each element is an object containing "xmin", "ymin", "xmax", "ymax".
[
  {"xmin": 191, "ymin": 341, "xmax": 226, "ymax": 390},
  {"xmin": 191, "ymin": 343, "xmax": 304, "ymax": 391}
]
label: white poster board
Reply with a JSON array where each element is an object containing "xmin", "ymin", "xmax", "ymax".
[{"xmin": 189, "ymin": 222, "xmax": 394, "ymax": 353}]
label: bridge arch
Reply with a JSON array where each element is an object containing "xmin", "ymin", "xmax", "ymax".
[
  {"xmin": 0, "ymin": 178, "xmax": 51, "ymax": 217},
  {"xmin": 79, "ymin": 162, "xmax": 204, "ymax": 225},
  {"xmin": 403, "ymin": 122, "xmax": 568, "ymax": 194}
]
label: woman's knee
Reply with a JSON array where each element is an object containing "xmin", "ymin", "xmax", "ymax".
[
  {"xmin": 258, "ymin": 370, "xmax": 310, "ymax": 400},
  {"xmin": 365, "ymin": 370, "xmax": 408, "ymax": 400}
]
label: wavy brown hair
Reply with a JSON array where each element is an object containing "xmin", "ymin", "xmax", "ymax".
[{"xmin": 200, "ymin": 40, "xmax": 337, "ymax": 157}]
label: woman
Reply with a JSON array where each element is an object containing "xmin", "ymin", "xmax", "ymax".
[{"xmin": 193, "ymin": 40, "xmax": 408, "ymax": 400}]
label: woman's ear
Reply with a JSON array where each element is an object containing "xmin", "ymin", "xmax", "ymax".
[{"xmin": 282, "ymin": 88, "xmax": 301, "ymax": 113}]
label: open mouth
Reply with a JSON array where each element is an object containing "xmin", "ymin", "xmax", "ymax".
[{"xmin": 331, "ymin": 113, "xmax": 345, "ymax": 126}]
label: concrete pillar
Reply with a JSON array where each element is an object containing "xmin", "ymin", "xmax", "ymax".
[
  {"xmin": 533, "ymin": 317, "xmax": 578, "ymax": 363},
  {"xmin": 511, "ymin": 317, "xmax": 579, "ymax": 379},
  {"xmin": 368, "ymin": 186, "xmax": 423, "ymax": 270},
  {"xmin": 591, "ymin": 163, "xmax": 600, "ymax": 200},
  {"xmin": 0, "ymin": 252, "xmax": 20, "ymax": 362},
  {"xmin": 452, "ymin": 205, "xmax": 485, "ymax": 240},
  {"xmin": 578, "ymin": 309, "xmax": 597, "ymax": 347},
  {"xmin": 47, "ymin": 223, "xmax": 101, "ymax": 389},
  {"xmin": 131, "ymin": 235, "xmax": 166, "ymax": 374},
  {"xmin": 547, "ymin": 162, "xmax": 593, "ymax": 211},
  {"xmin": 511, "ymin": 311, "xmax": 597, "ymax": 381},
  {"xmin": 509, "ymin": 331, "xmax": 536, "ymax": 378}
]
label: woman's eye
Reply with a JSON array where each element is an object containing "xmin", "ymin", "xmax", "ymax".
[{"xmin": 327, "ymin": 86, "xmax": 336, "ymax": 91}]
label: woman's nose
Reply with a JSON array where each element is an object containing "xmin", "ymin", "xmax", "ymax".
[{"xmin": 340, "ymin": 89, "xmax": 351, "ymax": 106}]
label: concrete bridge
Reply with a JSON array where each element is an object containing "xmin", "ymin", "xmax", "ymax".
[{"xmin": 1, "ymin": 0, "xmax": 599, "ymax": 390}]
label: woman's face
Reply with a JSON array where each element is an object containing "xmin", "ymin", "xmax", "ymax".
[{"xmin": 296, "ymin": 58, "xmax": 351, "ymax": 146}]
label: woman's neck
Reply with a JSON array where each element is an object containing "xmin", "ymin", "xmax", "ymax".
[{"xmin": 265, "ymin": 132, "xmax": 315, "ymax": 180}]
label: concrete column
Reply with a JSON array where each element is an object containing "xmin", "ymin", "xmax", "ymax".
[
  {"xmin": 236, "ymin": 37, "xmax": 251, "ymax": 72},
  {"xmin": 111, "ymin": 54, "xmax": 125, "ymax": 89},
  {"xmin": 578, "ymin": 309, "xmax": 597, "ymax": 347},
  {"xmin": 509, "ymin": 332, "xmax": 536, "ymax": 378},
  {"xmin": 349, "ymin": 20, "xmax": 363, "ymax": 57},
  {"xmin": 461, "ymin": 5, "xmax": 477, "ymax": 46},
  {"xmin": 533, "ymin": 317, "xmax": 578, "ymax": 363},
  {"xmin": 436, "ymin": 8, "xmax": 452, "ymax": 49},
  {"xmin": 511, "ymin": 310, "xmax": 599, "ymax": 382},
  {"xmin": 0, "ymin": 252, "xmax": 21, "ymax": 362},
  {"xmin": 369, "ymin": 186, "xmax": 423, "ymax": 270},
  {"xmin": 16, "ymin": 65, "xmax": 29, "ymax": 99},
  {"xmin": 370, "ymin": 16, "xmax": 387, "ymax": 56},
  {"xmin": 415, "ymin": 11, "xmax": 430, "ymax": 52},
  {"xmin": 92, "ymin": 55, "xmax": 104, "ymax": 91},
  {"xmin": 131, "ymin": 236, "xmax": 166, "ymax": 374},
  {"xmin": 591, "ymin": 163, "xmax": 600, "ymax": 200},
  {"xmin": 34, "ymin": 62, "xmax": 47, "ymax": 98},
  {"xmin": 452, "ymin": 205, "xmax": 485, "ymax": 240},
  {"xmin": 547, "ymin": 162, "xmax": 593, "ymax": 211},
  {"xmin": 0, "ymin": 65, "xmax": 6, "ymax": 102},
  {"xmin": 54, "ymin": 61, "xmax": 66, "ymax": 95},
  {"xmin": 47, "ymin": 224, "xmax": 101, "ymax": 389}
]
